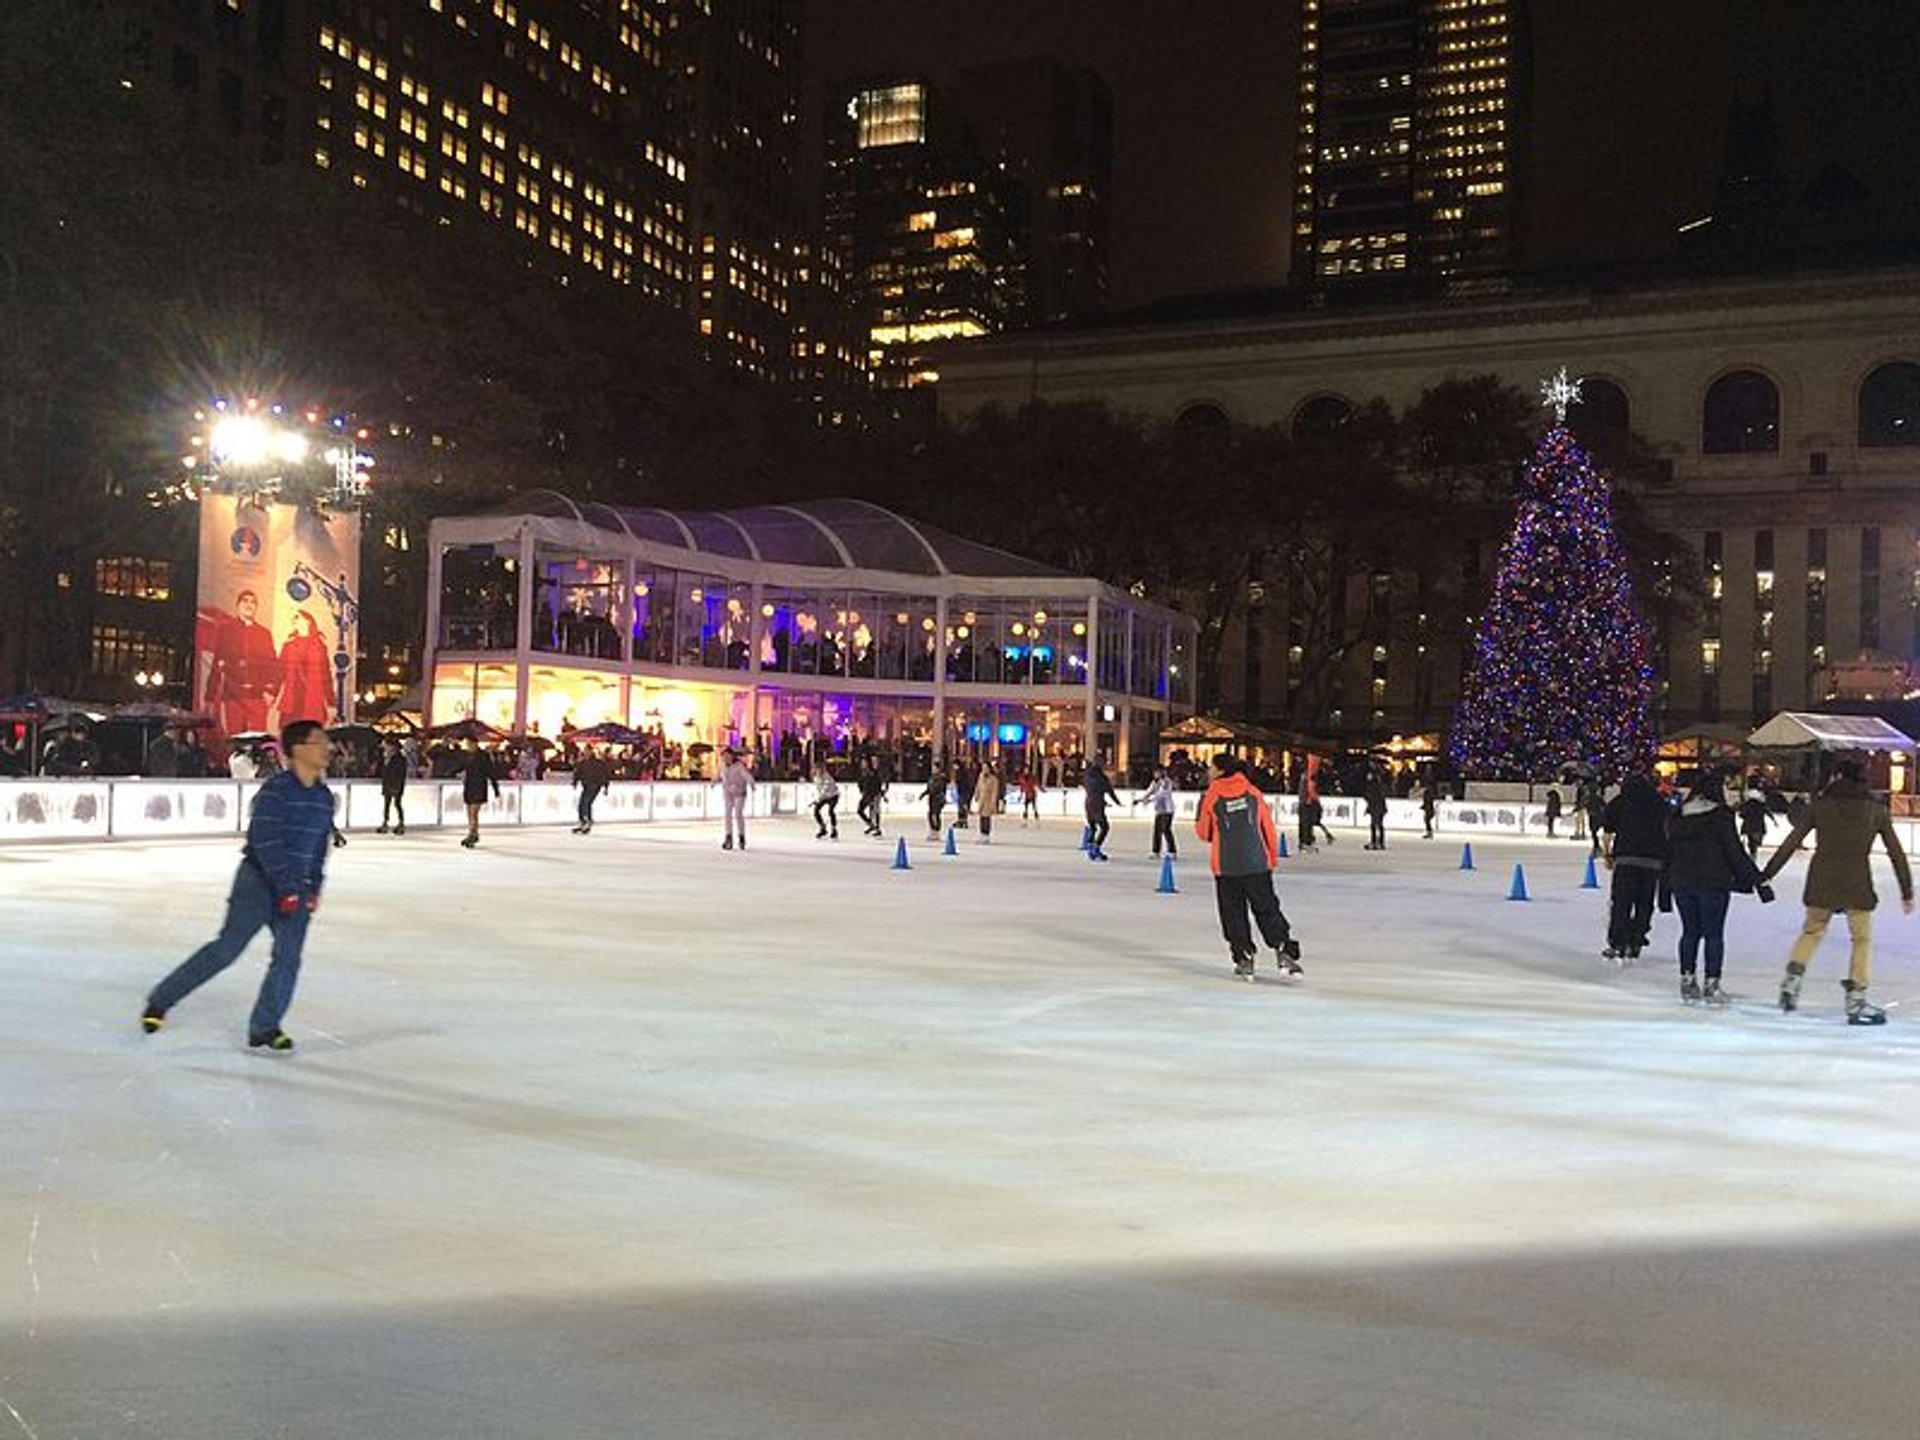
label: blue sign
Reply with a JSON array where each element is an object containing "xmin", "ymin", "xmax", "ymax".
[
  {"xmin": 964, "ymin": 722, "xmax": 992, "ymax": 743},
  {"xmin": 996, "ymin": 723, "xmax": 1028, "ymax": 744}
]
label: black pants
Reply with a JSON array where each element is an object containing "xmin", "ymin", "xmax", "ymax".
[
  {"xmin": 1368, "ymin": 813, "xmax": 1386, "ymax": 847},
  {"xmin": 857, "ymin": 792, "xmax": 880, "ymax": 833},
  {"xmin": 927, "ymin": 798, "xmax": 944, "ymax": 834},
  {"xmin": 1215, "ymin": 871, "xmax": 1291, "ymax": 959},
  {"xmin": 577, "ymin": 784, "xmax": 603, "ymax": 827},
  {"xmin": 1422, "ymin": 808, "xmax": 1435, "ymax": 838},
  {"xmin": 979, "ymin": 808, "xmax": 993, "ymax": 839},
  {"xmin": 1086, "ymin": 807, "xmax": 1110, "ymax": 851},
  {"xmin": 813, "ymin": 795, "xmax": 839, "ymax": 836},
  {"xmin": 382, "ymin": 792, "xmax": 405, "ymax": 828},
  {"xmin": 1608, "ymin": 865, "xmax": 1661, "ymax": 952},
  {"xmin": 1152, "ymin": 812, "xmax": 1177, "ymax": 856}
]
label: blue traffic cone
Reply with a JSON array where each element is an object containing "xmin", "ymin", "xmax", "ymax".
[
  {"xmin": 1459, "ymin": 842, "xmax": 1475, "ymax": 871},
  {"xmin": 891, "ymin": 837, "xmax": 912, "ymax": 870},
  {"xmin": 1156, "ymin": 854, "xmax": 1178, "ymax": 894},
  {"xmin": 1276, "ymin": 832, "xmax": 1289, "ymax": 859},
  {"xmin": 1581, "ymin": 854, "xmax": 1600, "ymax": 889},
  {"xmin": 943, "ymin": 826, "xmax": 958, "ymax": 857},
  {"xmin": 1507, "ymin": 863, "xmax": 1530, "ymax": 901}
]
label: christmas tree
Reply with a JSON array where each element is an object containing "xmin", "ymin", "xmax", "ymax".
[{"xmin": 1447, "ymin": 372, "xmax": 1657, "ymax": 781}]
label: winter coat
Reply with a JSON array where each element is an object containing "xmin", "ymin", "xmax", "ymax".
[
  {"xmin": 1665, "ymin": 798, "xmax": 1764, "ymax": 893},
  {"xmin": 1139, "ymin": 775, "xmax": 1176, "ymax": 815},
  {"xmin": 1082, "ymin": 765, "xmax": 1119, "ymax": 815},
  {"xmin": 1602, "ymin": 779, "xmax": 1670, "ymax": 867},
  {"xmin": 1363, "ymin": 779, "xmax": 1387, "ymax": 817},
  {"xmin": 718, "ymin": 759, "xmax": 753, "ymax": 800},
  {"xmin": 461, "ymin": 751, "xmax": 500, "ymax": 805},
  {"xmin": 1195, "ymin": 771, "xmax": 1278, "ymax": 877},
  {"xmin": 972, "ymin": 770, "xmax": 1002, "ymax": 815},
  {"xmin": 379, "ymin": 752, "xmax": 410, "ymax": 797},
  {"xmin": 813, "ymin": 771, "xmax": 840, "ymax": 803},
  {"xmin": 1738, "ymin": 796, "xmax": 1769, "ymax": 837},
  {"xmin": 572, "ymin": 755, "xmax": 612, "ymax": 792},
  {"xmin": 1544, "ymin": 790, "xmax": 1563, "ymax": 818},
  {"xmin": 1760, "ymin": 777, "xmax": 1913, "ymax": 911}
]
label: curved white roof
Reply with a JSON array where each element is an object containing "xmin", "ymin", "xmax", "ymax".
[{"xmin": 497, "ymin": 492, "xmax": 1070, "ymax": 580}]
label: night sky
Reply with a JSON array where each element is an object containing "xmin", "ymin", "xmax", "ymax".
[{"xmin": 804, "ymin": 1, "xmax": 1920, "ymax": 309}]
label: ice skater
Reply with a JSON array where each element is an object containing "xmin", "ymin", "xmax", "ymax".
[
  {"xmin": 571, "ymin": 747, "xmax": 611, "ymax": 833},
  {"xmin": 916, "ymin": 766, "xmax": 951, "ymax": 838},
  {"xmin": 1196, "ymin": 753, "xmax": 1301, "ymax": 982},
  {"xmin": 140, "ymin": 719, "xmax": 336, "ymax": 1052},
  {"xmin": 377, "ymin": 738, "xmax": 409, "ymax": 834},
  {"xmin": 1759, "ymin": 759, "xmax": 1914, "ymax": 1024},
  {"xmin": 972, "ymin": 760, "xmax": 1002, "ymax": 843},
  {"xmin": 460, "ymin": 739, "xmax": 501, "ymax": 848},
  {"xmin": 1362, "ymin": 767, "xmax": 1388, "ymax": 849},
  {"xmin": 1543, "ymin": 786, "xmax": 1562, "ymax": 839},
  {"xmin": 1739, "ymin": 784, "xmax": 1770, "ymax": 859},
  {"xmin": 1419, "ymin": 776, "xmax": 1439, "ymax": 839},
  {"xmin": 812, "ymin": 765, "xmax": 840, "ymax": 839},
  {"xmin": 1017, "ymin": 768, "xmax": 1040, "ymax": 824},
  {"xmin": 718, "ymin": 746, "xmax": 752, "ymax": 849},
  {"xmin": 1081, "ymin": 753, "xmax": 1119, "ymax": 861},
  {"xmin": 856, "ymin": 756, "xmax": 887, "ymax": 836},
  {"xmin": 1133, "ymin": 763, "xmax": 1178, "ymax": 857},
  {"xmin": 1599, "ymin": 771, "xmax": 1668, "ymax": 961},
  {"xmin": 1664, "ymin": 771, "xmax": 1774, "ymax": 1005}
]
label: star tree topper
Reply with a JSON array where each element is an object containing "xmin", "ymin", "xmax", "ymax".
[{"xmin": 1540, "ymin": 367, "xmax": 1583, "ymax": 423}]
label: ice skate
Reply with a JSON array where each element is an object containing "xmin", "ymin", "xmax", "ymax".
[
  {"xmin": 377, "ymin": 823, "xmax": 390, "ymax": 834},
  {"xmin": 248, "ymin": 1029, "xmax": 294, "ymax": 1053},
  {"xmin": 722, "ymin": 835, "xmax": 734, "ymax": 850},
  {"xmin": 1232, "ymin": 953, "xmax": 1256, "ymax": 982},
  {"xmin": 1679, "ymin": 974, "xmax": 1701, "ymax": 1004},
  {"xmin": 1702, "ymin": 979, "xmax": 1730, "ymax": 1007},
  {"xmin": 1844, "ymin": 982, "xmax": 1887, "ymax": 1026},
  {"xmin": 140, "ymin": 1005, "xmax": 166, "ymax": 1035},
  {"xmin": 461, "ymin": 834, "xmax": 479, "ymax": 849},
  {"xmin": 1779, "ymin": 965, "xmax": 1804, "ymax": 1013},
  {"xmin": 1275, "ymin": 938, "xmax": 1305, "ymax": 979}
]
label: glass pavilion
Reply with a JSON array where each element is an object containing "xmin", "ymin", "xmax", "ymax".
[{"xmin": 425, "ymin": 494, "xmax": 1197, "ymax": 773}]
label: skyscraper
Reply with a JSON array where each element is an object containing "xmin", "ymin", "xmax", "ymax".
[
  {"xmin": 823, "ymin": 77, "xmax": 1027, "ymax": 398},
  {"xmin": 1292, "ymin": 0, "xmax": 1526, "ymax": 286}
]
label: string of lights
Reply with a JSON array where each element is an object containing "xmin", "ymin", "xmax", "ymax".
[{"xmin": 1447, "ymin": 422, "xmax": 1657, "ymax": 781}]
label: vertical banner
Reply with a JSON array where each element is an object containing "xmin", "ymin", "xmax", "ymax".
[{"xmin": 196, "ymin": 497, "xmax": 362, "ymax": 749}]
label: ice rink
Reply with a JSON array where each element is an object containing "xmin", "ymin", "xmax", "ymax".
[{"xmin": 6, "ymin": 810, "xmax": 1920, "ymax": 1439}]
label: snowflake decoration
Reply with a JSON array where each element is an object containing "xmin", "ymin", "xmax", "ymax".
[{"xmin": 1540, "ymin": 367, "xmax": 1583, "ymax": 423}]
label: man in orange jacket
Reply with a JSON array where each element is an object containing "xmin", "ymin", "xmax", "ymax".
[{"xmin": 1195, "ymin": 753, "xmax": 1304, "ymax": 982}]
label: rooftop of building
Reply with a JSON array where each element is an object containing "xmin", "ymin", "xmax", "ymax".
[{"xmin": 488, "ymin": 491, "xmax": 1071, "ymax": 580}]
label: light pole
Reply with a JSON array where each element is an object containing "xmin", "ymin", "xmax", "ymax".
[{"xmin": 287, "ymin": 561, "xmax": 361, "ymax": 726}]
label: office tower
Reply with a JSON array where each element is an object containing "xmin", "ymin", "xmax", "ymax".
[
  {"xmin": 1292, "ymin": 0, "xmax": 1526, "ymax": 285},
  {"xmin": 952, "ymin": 58, "xmax": 1112, "ymax": 323},
  {"xmin": 823, "ymin": 77, "xmax": 1026, "ymax": 396}
]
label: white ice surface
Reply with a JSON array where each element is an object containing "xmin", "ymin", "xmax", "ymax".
[{"xmin": 5, "ymin": 816, "xmax": 1920, "ymax": 1439}]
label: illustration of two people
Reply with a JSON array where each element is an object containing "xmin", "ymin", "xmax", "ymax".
[{"xmin": 201, "ymin": 591, "xmax": 333, "ymax": 733}]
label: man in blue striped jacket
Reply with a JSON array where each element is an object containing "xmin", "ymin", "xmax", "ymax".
[{"xmin": 142, "ymin": 719, "xmax": 337, "ymax": 1052}]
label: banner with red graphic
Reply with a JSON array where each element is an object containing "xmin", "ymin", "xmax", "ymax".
[{"xmin": 195, "ymin": 497, "xmax": 362, "ymax": 747}]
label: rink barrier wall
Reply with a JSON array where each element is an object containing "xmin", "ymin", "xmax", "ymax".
[{"xmin": 0, "ymin": 781, "xmax": 1884, "ymax": 855}]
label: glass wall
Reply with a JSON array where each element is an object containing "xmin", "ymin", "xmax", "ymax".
[
  {"xmin": 1096, "ymin": 602, "xmax": 1129, "ymax": 691},
  {"xmin": 1130, "ymin": 614, "xmax": 1169, "ymax": 700},
  {"xmin": 532, "ymin": 550, "xmax": 623, "ymax": 660},
  {"xmin": 438, "ymin": 545, "xmax": 520, "ymax": 650}
]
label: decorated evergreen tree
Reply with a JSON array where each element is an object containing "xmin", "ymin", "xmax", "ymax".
[{"xmin": 1447, "ymin": 372, "xmax": 1657, "ymax": 780}]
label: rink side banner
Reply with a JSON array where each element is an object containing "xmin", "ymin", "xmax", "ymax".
[{"xmin": 195, "ymin": 497, "xmax": 362, "ymax": 745}]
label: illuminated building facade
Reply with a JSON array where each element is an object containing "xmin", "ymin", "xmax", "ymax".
[
  {"xmin": 1293, "ymin": 0, "xmax": 1526, "ymax": 285},
  {"xmin": 685, "ymin": 0, "xmax": 804, "ymax": 379},
  {"xmin": 425, "ymin": 494, "xmax": 1196, "ymax": 771},
  {"xmin": 823, "ymin": 78, "xmax": 1028, "ymax": 397}
]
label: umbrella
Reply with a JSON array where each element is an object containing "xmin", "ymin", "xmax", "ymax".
[
  {"xmin": 510, "ymin": 734, "xmax": 557, "ymax": 750},
  {"xmin": 430, "ymin": 717, "xmax": 506, "ymax": 742},
  {"xmin": 0, "ymin": 693, "xmax": 80, "ymax": 723},
  {"xmin": 686, "ymin": 741, "xmax": 716, "ymax": 756},
  {"xmin": 570, "ymin": 722, "xmax": 641, "ymax": 744},
  {"xmin": 328, "ymin": 723, "xmax": 382, "ymax": 742},
  {"xmin": 113, "ymin": 701, "xmax": 213, "ymax": 727}
]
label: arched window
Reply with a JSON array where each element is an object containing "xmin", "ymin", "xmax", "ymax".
[
  {"xmin": 1290, "ymin": 394, "xmax": 1354, "ymax": 441},
  {"xmin": 1859, "ymin": 362, "xmax": 1920, "ymax": 447},
  {"xmin": 1173, "ymin": 402, "xmax": 1229, "ymax": 436},
  {"xmin": 1566, "ymin": 377, "xmax": 1630, "ymax": 462},
  {"xmin": 1702, "ymin": 370, "xmax": 1779, "ymax": 454}
]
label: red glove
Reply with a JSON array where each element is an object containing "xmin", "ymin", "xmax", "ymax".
[
  {"xmin": 275, "ymin": 893, "xmax": 302, "ymax": 916},
  {"xmin": 305, "ymin": 892, "xmax": 321, "ymax": 914}
]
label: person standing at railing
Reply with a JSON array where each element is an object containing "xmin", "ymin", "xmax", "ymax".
[
  {"xmin": 718, "ymin": 746, "xmax": 753, "ymax": 850},
  {"xmin": 460, "ymin": 740, "xmax": 501, "ymax": 849},
  {"xmin": 377, "ymin": 739, "xmax": 409, "ymax": 835}
]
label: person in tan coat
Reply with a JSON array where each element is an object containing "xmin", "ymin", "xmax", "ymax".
[
  {"xmin": 972, "ymin": 761, "xmax": 1003, "ymax": 843},
  {"xmin": 1759, "ymin": 759, "xmax": 1914, "ymax": 1024}
]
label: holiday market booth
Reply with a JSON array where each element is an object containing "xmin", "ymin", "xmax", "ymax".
[
  {"xmin": 1748, "ymin": 711, "xmax": 1919, "ymax": 803},
  {"xmin": 424, "ymin": 494, "xmax": 1198, "ymax": 777}
]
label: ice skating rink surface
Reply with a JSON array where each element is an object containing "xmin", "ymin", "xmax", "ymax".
[{"xmin": 5, "ymin": 815, "xmax": 1920, "ymax": 1439}]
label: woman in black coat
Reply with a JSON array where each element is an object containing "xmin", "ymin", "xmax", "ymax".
[
  {"xmin": 1665, "ymin": 773, "xmax": 1774, "ymax": 1005},
  {"xmin": 460, "ymin": 742, "xmax": 502, "ymax": 849}
]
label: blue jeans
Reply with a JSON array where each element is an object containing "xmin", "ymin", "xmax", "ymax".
[
  {"xmin": 1674, "ymin": 887, "xmax": 1732, "ymax": 979},
  {"xmin": 149, "ymin": 862, "xmax": 311, "ymax": 1039}
]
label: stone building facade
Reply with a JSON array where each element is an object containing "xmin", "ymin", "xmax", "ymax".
[{"xmin": 935, "ymin": 262, "xmax": 1920, "ymax": 740}]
